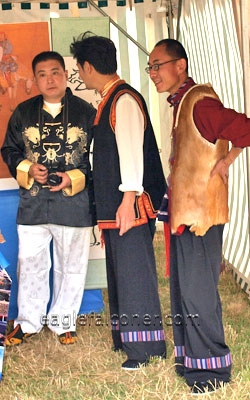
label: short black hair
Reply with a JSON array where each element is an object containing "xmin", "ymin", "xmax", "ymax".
[
  {"xmin": 155, "ymin": 39, "xmax": 189, "ymax": 73},
  {"xmin": 70, "ymin": 31, "xmax": 117, "ymax": 75},
  {"xmin": 32, "ymin": 51, "xmax": 65, "ymax": 74}
]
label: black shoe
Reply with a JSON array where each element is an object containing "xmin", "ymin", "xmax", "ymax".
[
  {"xmin": 175, "ymin": 364, "xmax": 184, "ymax": 377},
  {"xmin": 122, "ymin": 359, "xmax": 149, "ymax": 370},
  {"xmin": 191, "ymin": 380, "xmax": 228, "ymax": 395},
  {"xmin": 175, "ymin": 356, "xmax": 184, "ymax": 377},
  {"xmin": 112, "ymin": 345, "xmax": 123, "ymax": 352}
]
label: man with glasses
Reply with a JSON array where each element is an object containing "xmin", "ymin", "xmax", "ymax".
[
  {"xmin": 70, "ymin": 33, "xmax": 166, "ymax": 370},
  {"xmin": 147, "ymin": 38, "xmax": 250, "ymax": 395}
]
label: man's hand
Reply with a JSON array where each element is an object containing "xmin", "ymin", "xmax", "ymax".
[
  {"xmin": 210, "ymin": 159, "xmax": 229, "ymax": 184},
  {"xmin": 29, "ymin": 164, "xmax": 71, "ymax": 192},
  {"xmin": 210, "ymin": 147, "xmax": 242, "ymax": 184},
  {"xmin": 29, "ymin": 163, "xmax": 48, "ymax": 185},
  {"xmin": 49, "ymin": 172, "xmax": 71, "ymax": 192},
  {"xmin": 116, "ymin": 191, "xmax": 136, "ymax": 236}
]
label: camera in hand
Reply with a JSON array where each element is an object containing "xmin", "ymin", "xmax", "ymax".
[{"xmin": 47, "ymin": 163, "xmax": 64, "ymax": 186}]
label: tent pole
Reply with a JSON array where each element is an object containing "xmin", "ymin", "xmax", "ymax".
[
  {"xmin": 87, "ymin": 0, "xmax": 149, "ymax": 55},
  {"xmin": 166, "ymin": 0, "xmax": 174, "ymax": 38},
  {"xmin": 176, "ymin": 0, "xmax": 182, "ymax": 40},
  {"xmin": 239, "ymin": 0, "xmax": 250, "ymax": 240}
]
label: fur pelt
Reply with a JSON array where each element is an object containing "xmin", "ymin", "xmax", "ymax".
[{"xmin": 171, "ymin": 84, "xmax": 229, "ymax": 236}]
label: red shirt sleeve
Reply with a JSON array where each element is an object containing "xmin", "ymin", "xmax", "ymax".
[{"xmin": 193, "ymin": 97, "xmax": 250, "ymax": 148}]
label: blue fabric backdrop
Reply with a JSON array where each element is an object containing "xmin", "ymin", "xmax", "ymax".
[{"xmin": 0, "ymin": 189, "xmax": 104, "ymax": 319}]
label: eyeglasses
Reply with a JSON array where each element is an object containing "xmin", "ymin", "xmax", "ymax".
[{"xmin": 145, "ymin": 59, "xmax": 180, "ymax": 74}]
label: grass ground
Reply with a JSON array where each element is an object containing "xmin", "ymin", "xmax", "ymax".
[{"xmin": 0, "ymin": 231, "xmax": 249, "ymax": 399}]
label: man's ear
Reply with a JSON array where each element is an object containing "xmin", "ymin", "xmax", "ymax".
[
  {"xmin": 176, "ymin": 58, "xmax": 187, "ymax": 74},
  {"xmin": 65, "ymin": 70, "xmax": 68, "ymax": 80},
  {"xmin": 84, "ymin": 61, "xmax": 92, "ymax": 72}
]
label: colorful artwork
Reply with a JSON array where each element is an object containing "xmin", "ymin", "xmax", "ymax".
[
  {"xmin": 0, "ymin": 22, "xmax": 50, "ymax": 179},
  {"xmin": 0, "ymin": 230, "xmax": 11, "ymax": 382}
]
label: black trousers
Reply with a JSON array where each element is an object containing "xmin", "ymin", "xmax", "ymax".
[
  {"xmin": 170, "ymin": 225, "xmax": 232, "ymax": 385},
  {"xmin": 103, "ymin": 222, "xmax": 166, "ymax": 361}
]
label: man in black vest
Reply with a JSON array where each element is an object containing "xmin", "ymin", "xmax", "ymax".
[{"xmin": 70, "ymin": 33, "xmax": 166, "ymax": 370}]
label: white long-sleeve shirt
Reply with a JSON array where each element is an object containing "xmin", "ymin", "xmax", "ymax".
[{"xmin": 115, "ymin": 93, "xmax": 144, "ymax": 196}]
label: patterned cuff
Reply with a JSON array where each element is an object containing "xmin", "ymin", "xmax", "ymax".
[
  {"xmin": 63, "ymin": 169, "xmax": 86, "ymax": 196},
  {"xmin": 16, "ymin": 160, "xmax": 34, "ymax": 189}
]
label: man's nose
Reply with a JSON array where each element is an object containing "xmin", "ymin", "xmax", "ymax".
[
  {"xmin": 47, "ymin": 74, "xmax": 54, "ymax": 83},
  {"xmin": 149, "ymin": 69, "xmax": 157, "ymax": 78}
]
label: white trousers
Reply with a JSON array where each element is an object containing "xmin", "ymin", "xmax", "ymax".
[{"xmin": 15, "ymin": 224, "xmax": 91, "ymax": 335}]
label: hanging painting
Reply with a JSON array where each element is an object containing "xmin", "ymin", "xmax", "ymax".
[
  {"xmin": 0, "ymin": 232, "xmax": 11, "ymax": 382},
  {"xmin": 0, "ymin": 21, "xmax": 50, "ymax": 179}
]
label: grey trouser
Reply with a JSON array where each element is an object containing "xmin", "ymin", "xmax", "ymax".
[
  {"xmin": 103, "ymin": 222, "xmax": 166, "ymax": 361},
  {"xmin": 170, "ymin": 225, "xmax": 232, "ymax": 385}
]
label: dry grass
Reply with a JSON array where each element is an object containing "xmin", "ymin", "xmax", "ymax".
[{"xmin": 0, "ymin": 231, "xmax": 250, "ymax": 399}]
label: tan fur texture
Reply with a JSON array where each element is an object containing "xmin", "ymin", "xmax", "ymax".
[{"xmin": 171, "ymin": 84, "xmax": 229, "ymax": 236}]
